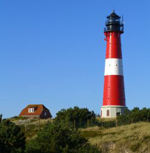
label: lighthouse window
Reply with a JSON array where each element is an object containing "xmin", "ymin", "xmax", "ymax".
[{"xmin": 107, "ymin": 110, "xmax": 109, "ymax": 116}]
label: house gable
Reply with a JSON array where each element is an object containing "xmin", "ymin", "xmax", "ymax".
[{"xmin": 19, "ymin": 104, "xmax": 52, "ymax": 119}]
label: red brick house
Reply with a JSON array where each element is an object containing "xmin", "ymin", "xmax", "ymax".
[{"xmin": 19, "ymin": 104, "xmax": 52, "ymax": 119}]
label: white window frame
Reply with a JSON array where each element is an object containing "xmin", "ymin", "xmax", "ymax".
[{"xmin": 28, "ymin": 108, "xmax": 34, "ymax": 113}]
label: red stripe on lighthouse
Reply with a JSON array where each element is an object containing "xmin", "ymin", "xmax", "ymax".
[
  {"xmin": 103, "ymin": 75, "xmax": 125, "ymax": 106},
  {"xmin": 105, "ymin": 32, "xmax": 122, "ymax": 59}
]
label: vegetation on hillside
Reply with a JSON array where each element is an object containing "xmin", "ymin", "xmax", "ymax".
[
  {"xmin": 55, "ymin": 106, "xmax": 96, "ymax": 128},
  {"xmin": 117, "ymin": 107, "xmax": 150, "ymax": 125},
  {"xmin": 1, "ymin": 107, "xmax": 150, "ymax": 153},
  {"xmin": 0, "ymin": 116, "xmax": 26, "ymax": 153},
  {"xmin": 25, "ymin": 122, "xmax": 100, "ymax": 153},
  {"xmin": 0, "ymin": 107, "xmax": 101, "ymax": 153},
  {"xmin": 86, "ymin": 122, "xmax": 150, "ymax": 153}
]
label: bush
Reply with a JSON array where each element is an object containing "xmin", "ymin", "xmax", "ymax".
[
  {"xmin": 0, "ymin": 114, "xmax": 2, "ymax": 123},
  {"xmin": 117, "ymin": 115, "xmax": 131, "ymax": 126},
  {"xmin": 0, "ymin": 119, "xmax": 25, "ymax": 153},
  {"xmin": 117, "ymin": 107, "xmax": 150, "ymax": 126},
  {"xmin": 25, "ymin": 122, "xmax": 101, "ymax": 153},
  {"xmin": 55, "ymin": 106, "xmax": 96, "ymax": 128}
]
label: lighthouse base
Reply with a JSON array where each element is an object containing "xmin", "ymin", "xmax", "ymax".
[{"xmin": 101, "ymin": 106, "xmax": 126, "ymax": 118}]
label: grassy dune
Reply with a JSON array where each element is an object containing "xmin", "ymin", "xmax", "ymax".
[
  {"xmin": 10, "ymin": 117, "xmax": 52, "ymax": 140},
  {"xmin": 81, "ymin": 122, "xmax": 150, "ymax": 153},
  {"xmin": 10, "ymin": 117, "xmax": 150, "ymax": 152}
]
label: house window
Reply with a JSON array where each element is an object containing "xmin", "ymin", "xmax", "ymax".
[
  {"xmin": 44, "ymin": 112, "xmax": 47, "ymax": 116},
  {"xmin": 107, "ymin": 110, "xmax": 109, "ymax": 116},
  {"xmin": 28, "ymin": 108, "xmax": 34, "ymax": 113}
]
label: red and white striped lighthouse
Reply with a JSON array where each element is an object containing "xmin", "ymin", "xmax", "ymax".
[{"xmin": 101, "ymin": 11, "xmax": 126, "ymax": 118}]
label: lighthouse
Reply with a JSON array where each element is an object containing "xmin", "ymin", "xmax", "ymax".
[{"xmin": 101, "ymin": 11, "xmax": 126, "ymax": 118}]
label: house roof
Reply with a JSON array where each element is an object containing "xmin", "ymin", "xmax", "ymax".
[{"xmin": 19, "ymin": 104, "xmax": 49, "ymax": 116}]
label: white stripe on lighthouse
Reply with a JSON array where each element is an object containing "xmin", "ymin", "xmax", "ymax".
[{"xmin": 104, "ymin": 58, "xmax": 123, "ymax": 76}]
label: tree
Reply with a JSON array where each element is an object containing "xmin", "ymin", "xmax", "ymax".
[
  {"xmin": 117, "ymin": 107, "xmax": 150, "ymax": 125},
  {"xmin": 0, "ymin": 120, "xmax": 26, "ymax": 153},
  {"xmin": 0, "ymin": 114, "xmax": 2, "ymax": 123},
  {"xmin": 25, "ymin": 122, "xmax": 100, "ymax": 153},
  {"xmin": 55, "ymin": 106, "xmax": 96, "ymax": 128}
]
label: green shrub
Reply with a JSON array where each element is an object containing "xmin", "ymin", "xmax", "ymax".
[
  {"xmin": 55, "ymin": 106, "xmax": 97, "ymax": 128},
  {"xmin": 0, "ymin": 119, "xmax": 25, "ymax": 153},
  {"xmin": 0, "ymin": 114, "xmax": 2, "ymax": 123},
  {"xmin": 117, "ymin": 107, "xmax": 150, "ymax": 126},
  {"xmin": 25, "ymin": 122, "xmax": 101, "ymax": 153},
  {"xmin": 117, "ymin": 115, "xmax": 130, "ymax": 126}
]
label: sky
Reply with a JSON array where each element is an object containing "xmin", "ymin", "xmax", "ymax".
[{"xmin": 0, "ymin": 0, "xmax": 150, "ymax": 118}]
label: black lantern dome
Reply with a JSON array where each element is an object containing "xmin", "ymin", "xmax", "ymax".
[{"xmin": 104, "ymin": 10, "xmax": 124, "ymax": 33}]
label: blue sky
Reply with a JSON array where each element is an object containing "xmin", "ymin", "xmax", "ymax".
[{"xmin": 0, "ymin": 0, "xmax": 150, "ymax": 118}]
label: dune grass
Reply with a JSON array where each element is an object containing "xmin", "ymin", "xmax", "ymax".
[
  {"xmin": 11, "ymin": 117, "xmax": 53, "ymax": 140},
  {"xmin": 81, "ymin": 122, "xmax": 150, "ymax": 153},
  {"xmin": 10, "ymin": 117, "xmax": 150, "ymax": 152}
]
